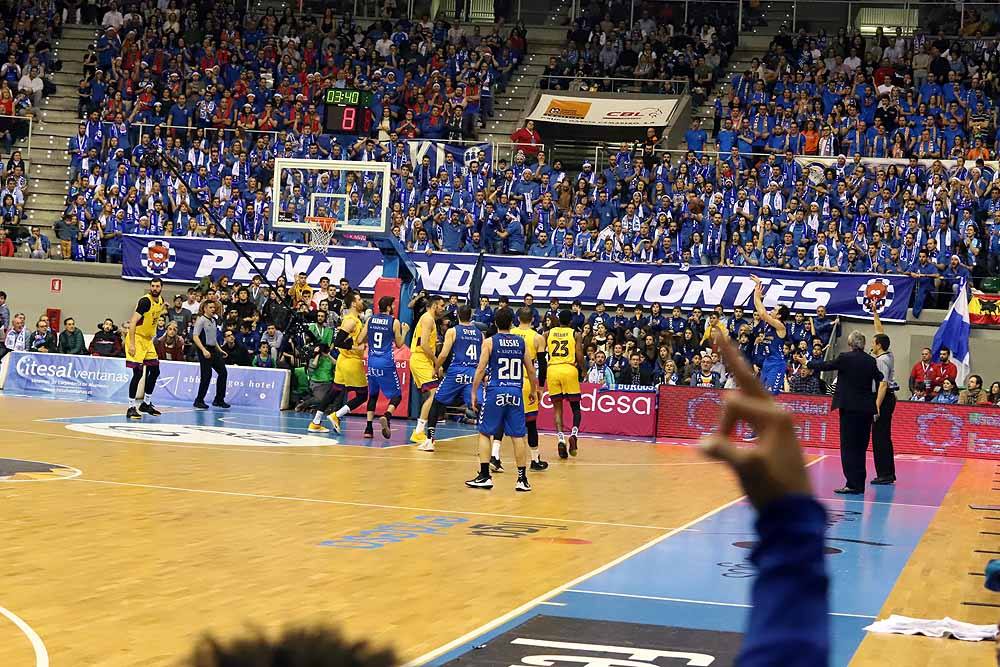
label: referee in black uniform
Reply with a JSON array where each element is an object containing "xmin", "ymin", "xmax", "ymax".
[
  {"xmin": 192, "ymin": 299, "xmax": 231, "ymax": 410},
  {"xmin": 870, "ymin": 300, "xmax": 896, "ymax": 485}
]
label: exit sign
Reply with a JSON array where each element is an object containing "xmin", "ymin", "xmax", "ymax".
[{"xmin": 50, "ymin": 278, "xmax": 62, "ymax": 293}]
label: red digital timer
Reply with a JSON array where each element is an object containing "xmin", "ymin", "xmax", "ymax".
[{"xmin": 323, "ymin": 92, "xmax": 374, "ymax": 136}]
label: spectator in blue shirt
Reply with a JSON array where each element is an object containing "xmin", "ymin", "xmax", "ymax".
[
  {"xmin": 684, "ymin": 118, "xmax": 708, "ymax": 156},
  {"xmin": 528, "ymin": 230, "xmax": 555, "ymax": 257}
]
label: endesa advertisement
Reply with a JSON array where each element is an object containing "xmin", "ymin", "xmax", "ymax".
[
  {"xmin": 657, "ymin": 385, "xmax": 1000, "ymax": 461},
  {"xmin": 536, "ymin": 383, "xmax": 657, "ymax": 438}
]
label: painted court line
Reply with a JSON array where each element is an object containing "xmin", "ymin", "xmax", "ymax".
[
  {"xmin": 562, "ymin": 589, "xmax": 877, "ymax": 620},
  {"xmin": 816, "ymin": 496, "xmax": 941, "ymax": 509},
  {"xmin": 0, "ymin": 605, "xmax": 49, "ymax": 667},
  {"xmin": 5, "ymin": 426, "xmax": 720, "ymax": 468},
  {"xmin": 69, "ymin": 477, "xmax": 694, "ymax": 532},
  {"xmin": 400, "ymin": 455, "xmax": 828, "ymax": 667}
]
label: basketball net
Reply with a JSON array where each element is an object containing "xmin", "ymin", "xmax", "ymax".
[{"xmin": 305, "ymin": 216, "xmax": 337, "ymax": 251}]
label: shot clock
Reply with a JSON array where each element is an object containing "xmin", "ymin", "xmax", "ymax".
[{"xmin": 323, "ymin": 87, "xmax": 375, "ymax": 136}]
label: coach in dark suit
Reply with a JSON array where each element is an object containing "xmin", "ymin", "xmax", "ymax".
[{"xmin": 808, "ymin": 330, "xmax": 883, "ymax": 494}]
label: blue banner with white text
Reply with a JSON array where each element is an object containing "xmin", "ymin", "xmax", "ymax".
[
  {"xmin": 1, "ymin": 351, "xmax": 288, "ymax": 409},
  {"xmin": 405, "ymin": 140, "xmax": 492, "ymax": 173},
  {"xmin": 122, "ymin": 235, "xmax": 914, "ymax": 320}
]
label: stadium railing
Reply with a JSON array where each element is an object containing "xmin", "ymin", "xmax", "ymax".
[{"xmin": 538, "ymin": 76, "xmax": 690, "ymax": 96}]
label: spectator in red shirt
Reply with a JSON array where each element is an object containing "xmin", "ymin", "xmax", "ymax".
[
  {"xmin": 931, "ymin": 347, "xmax": 958, "ymax": 395},
  {"xmin": 510, "ymin": 120, "xmax": 542, "ymax": 161},
  {"xmin": 908, "ymin": 347, "xmax": 937, "ymax": 400},
  {"xmin": 0, "ymin": 228, "xmax": 13, "ymax": 257}
]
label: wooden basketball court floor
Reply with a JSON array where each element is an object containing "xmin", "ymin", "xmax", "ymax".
[{"xmin": 0, "ymin": 393, "xmax": 996, "ymax": 666}]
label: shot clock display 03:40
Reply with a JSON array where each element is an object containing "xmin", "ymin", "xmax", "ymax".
[{"xmin": 323, "ymin": 88, "xmax": 375, "ymax": 136}]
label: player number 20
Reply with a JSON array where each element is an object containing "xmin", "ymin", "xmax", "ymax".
[{"xmin": 497, "ymin": 357, "xmax": 522, "ymax": 381}]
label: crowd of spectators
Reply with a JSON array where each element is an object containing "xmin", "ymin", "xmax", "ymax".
[
  {"xmin": 3, "ymin": 6, "xmax": 1000, "ymax": 323},
  {"xmin": 5, "ymin": 272, "xmax": 1000, "ymax": 403},
  {"xmin": 0, "ymin": 275, "xmax": 841, "ymax": 399},
  {"xmin": 0, "ymin": 0, "xmax": 56, "ymax": 153},
  {"xmin": 541, "ymin": 1, "xmax": 737, "ymax": 101}
]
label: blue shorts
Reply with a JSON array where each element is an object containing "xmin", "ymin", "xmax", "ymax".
[
  {"xmin": 436, "ymin": 367, "xmax": 477, "ymax": 406},
  {"xmin": 761, "ymin": 358, "xmax": 786, "ymax": 396},
  {"xmin": 478, "ymin": 389, "xmax": 526, "ymax": 438},
  {"xmin": 367, "ymin": 364, "xmax": 402, "ymax": 400}
]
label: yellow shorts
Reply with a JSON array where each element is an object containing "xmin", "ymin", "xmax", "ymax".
[
  {"xmin": 125, "ymin": 335, "xmax": 157, "ymax": 366},
  {"xmin": 334, "ymin": 356, "xmax": 367, "ymax": 388},
  {"xmin": 547, "ymin": 364, "xmax": 581, "ymax": 398},
  {"xmin": 522, "ymin": 381, "xmax": 539, "ymax": 415},
  {"xmin": 410, "ymin": 354, "xmax": 439, "ymax": 391}
]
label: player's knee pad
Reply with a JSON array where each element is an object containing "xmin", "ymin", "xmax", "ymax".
[
  {"xmin": 129, "ymin": 365, "xmax": 143, "ymax": 394},
  {"xmin": 366, "ymin": 394, "xmax": 379, "ymax": 412},
  {"xmin": 388, "ymin": 396, "xmax": 402, "ymax": 409},
  {"xmin": 569, "ymin": 399, "xmax": 582, "ymax": 427},
  {"xmin": 348, "ymin": 388, "xmax": 369, "ymax": 410},
  {"xmin": 526, "ymin": 420, "xmax": 539, "ymax": 448}
]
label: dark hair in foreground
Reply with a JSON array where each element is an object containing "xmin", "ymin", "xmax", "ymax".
[
  {"xmin": 494, "ymin": 306, "xmax": 514, "ymax": 330},
  {"xmin": 189, "ymin": 626, "xmax": 397, "ymax": 667}
]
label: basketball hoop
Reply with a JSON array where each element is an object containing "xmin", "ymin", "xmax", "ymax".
[{"xmin": 305, "ymin": 216, "xmax": 337, "ymax": 251}]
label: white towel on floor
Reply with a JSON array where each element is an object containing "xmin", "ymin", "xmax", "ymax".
[{"xmin": 864, "ymin": 615, "xmax": 998, "ymax": 641}]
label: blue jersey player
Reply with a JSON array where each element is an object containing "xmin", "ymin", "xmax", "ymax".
[
  {"xmin": 422, "ymin": 304, "xmax": 483, "ymax": 452},
  {"xmin": 750, "ymin": 274, "xmax": 790, "ymax": 395},
  {"xmin": 468, "ymin": 307, "xmax": 539, "ymax": 492},
  {"xmin": 361, "ymin": 295, "xmax": 409, "ymax": 439}
]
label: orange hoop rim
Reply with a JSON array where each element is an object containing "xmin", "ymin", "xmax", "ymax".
[{"xmin": 305, "ymin": 216, "xmax": 338, "ymax": 232}]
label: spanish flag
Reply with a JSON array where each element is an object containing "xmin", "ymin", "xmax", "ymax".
[{"xmin": 969, "ymin": 293, "xmax": 1000, "ymax": 325}]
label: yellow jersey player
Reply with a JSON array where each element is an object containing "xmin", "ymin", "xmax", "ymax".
[
  {"xmin": 310, "ymin": 291, "xmax": 368, "ymax": 434},
  {"xmin": 410, "ymin": 295, "xmax": 446, "ymax": 449},
  {"xmin": 545, "ymin": 309, "xmax": 584, "ymax": 458},
  {"xmin": 125, "ymin": 277, "xmax": 166, "ymax": 420},
  {"xmin": 499, "ymin": 307, "xmax": 549, "ymax": 471}
]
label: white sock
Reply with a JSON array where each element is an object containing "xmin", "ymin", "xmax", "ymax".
[
  {"xmin": 571, "ymin": 426, "xmax": 579, "ymax": 436},
  {"xmin": 531, "ymin": 448, "xmax": 540, "ymax": 462},
  {"xmin": 129, "ymin": 398, "xmax": 137, "ymax": 408},
  {"xmin": 557, "ymin": 431, "xmax": 565, "ymax": 443},
  {"xmin": 491, "ymin": 440, "xmax": 501, "ymax": 459},
  {"xmin": 335, "ymin": 405, "xmax": 350, "ymax": 418},
  {"xmin": 312, "ymin": 411, "xmax": 324, "ymax": 425},
  {"xmin": 416, "ymin": 418, "xmax": 427, "ymax": 433}
]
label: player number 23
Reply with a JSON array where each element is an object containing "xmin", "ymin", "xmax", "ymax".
[{"xmin": 551, "ymin": 339, "xmax": 570, "ymax": 357}]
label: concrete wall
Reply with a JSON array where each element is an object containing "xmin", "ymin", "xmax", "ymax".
[{"xmin": 0, "ymin": 258, "xmax": 190, "ymax": 329}]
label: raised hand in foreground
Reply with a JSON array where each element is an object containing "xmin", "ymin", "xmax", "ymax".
[{"xmin": 700, "ymin": 332, "xmax": 813, "ymax": 510}]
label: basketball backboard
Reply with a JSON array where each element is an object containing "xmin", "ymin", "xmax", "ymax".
[{"xmin": 270, "ymin": 158, "xmax": 391, "ymax": 237}]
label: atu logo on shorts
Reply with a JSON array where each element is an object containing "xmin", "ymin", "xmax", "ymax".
[
  {"xmin": 542, "ymin": 98, "xmax": 592, "ymax": 121},
  {"xmin": 144, "ymin": 239, "xmax": 177, "ymax": 276}
]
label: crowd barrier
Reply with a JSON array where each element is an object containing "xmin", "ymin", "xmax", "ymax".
[
  {"xmin": 657, "ymin": 385, "xmax": 1000, "ymax": 461},
  {"xmin": 0, "ymin": 351, "xmax": 290, "ymax": 411},
  {"xmin": 536, "ymin": 383, "xmax": 657, "ymax": 437}
]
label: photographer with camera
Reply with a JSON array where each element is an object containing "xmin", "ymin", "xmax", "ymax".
[{"xmin": 296, "ymin": 341, "xmax": 334, "ymax": 412}]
